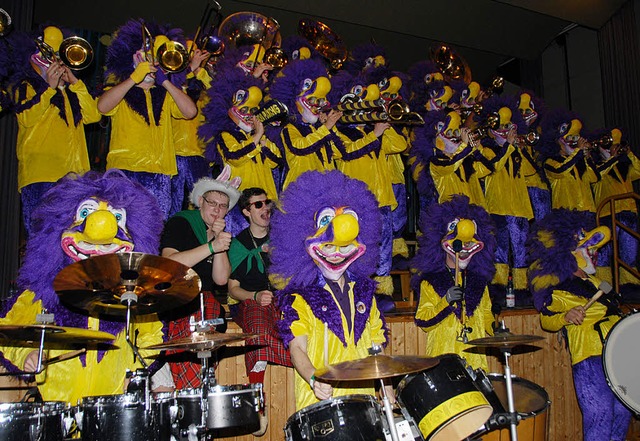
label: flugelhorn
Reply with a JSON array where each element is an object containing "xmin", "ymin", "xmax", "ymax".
[
  {"xmin": 516, "ymin": 131, "xmax": 540, "ymax": 147},
  {"xmin": 35, "ymin": 35, "xmax": 94, "ymax": 71},
  {"xmin": 0, "ymin": 8, "xmax": 12, "ymax": 37}
]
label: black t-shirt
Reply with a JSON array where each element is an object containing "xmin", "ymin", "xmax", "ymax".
[
  {"xmin": 229, "ymin": 228, "xmax": 270, "ymax": 292},
  {"xmin": 161, "ymin": 215, "xmax": 217, "ymax": 293}
]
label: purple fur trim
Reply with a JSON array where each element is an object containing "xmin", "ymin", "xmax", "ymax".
[
  {"xmin": 122, "ymin": 86, "xmax": 167, "ymax": 126},
  {"xmin": 270, "ymin": 170, "xmax": 382, "ymax": 288},
  {"xmin": 13, "ymin": 170, "xmax": 164, "ymax": 351},
  {"xmin": 344, "ymin": 43, "xmax": 387, "ymax": 75},
  {"xmin": 527, "ymin": 209, "xmax": 595, "ymax": 314},
  {"xmin": 411, "ymin": 195, "xmax": 496, "ymax": 289}
]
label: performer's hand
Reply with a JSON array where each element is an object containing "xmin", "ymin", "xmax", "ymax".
[
  {"xmin": 324, "ymin": 109, "xmax": 342, "ymax": 130},
  {"xmin": 256, "ymin": 290, "xmax": 273, "ymax": 306},
  {"xmin": 130, "ymin": 62, "xmax": 154, "ymax": 84},
  {"xmin": 190, "ymin": 48, "xmax": 210, "ymax": 73},
  {"xmin": 60, "ymin": 64, "xmax": 78, "ymax": 85},
  {"xmin": 506, "ymin": 125, "xmax": 517, "ymax": 146},
  {"xmin": 45, "ymin": 62, "xmax": 64, "ymax": 89},
  {"xmin": 208, "ymin": 217, "xmax": 226, "ymax": 239},
  {"xmin": 373, "ymin": 122, "xmax": 391, "ymax": 137},
  {"xmin": 23, "ymin": 350, "xmax": 40, "ymax": 373},
  {"xmin": 252, "ymin": 62, "xmax": 273, "ymax": 82},
  {"xmin": 461, "ymin": 127, "xmax": 474, "ymax": 147},
  {"xmin": 313, "ymin": 379, "xmax": 333, "ymax": 401},
  {"xmin": 445, "ymin": 286, "xmax": 464, "ymax": 305},
  {"xmin": 213, "ymin": 231, "xmax": 232, "ymax": 253},
  {"xmin": 252, "ymin": 116, "xmax": 265, "ymax": 141},
  {"xmin": 155, "ymin": 68, "xmax": 169, "ymax": 87},
  {"xmin": 565, "ymin": 306, "xmax": 586, "ymax": 326}
]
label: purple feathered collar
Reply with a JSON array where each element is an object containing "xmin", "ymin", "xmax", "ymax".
[{"xmin": 124, "ymin": 86, "xmax": 167, "ymax": 125}]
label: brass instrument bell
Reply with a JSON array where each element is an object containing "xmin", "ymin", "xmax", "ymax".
[
  {"xmin": 218, "ymin": 12, "xmax": 282, "ymax": 50},
  {"xmin": 472, "ymin": 111, "xmax": 500, "ymax": 141},
  {"xmin": 430, "ymin": 43, "xmax": 471, "ymax": 83},
  {"xmin": 58, "ymin": 36, "xmax": 93, "ymax": 70},
  {"xmin": 193, "ymin": 0, "xmax": 225, "ymax": 56},
  {"xmin": 298, "ymin": 18, "xmax": 347, "ymax": 71},
  {"xmin": 156, "ymin": 40, "xmax": 189, "ymax": 73},
  {"xmin": 264, "ymin": 46, "xmax": 288, "ymax": 69}
]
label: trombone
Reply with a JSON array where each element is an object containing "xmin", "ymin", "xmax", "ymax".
[
  {"xmin": 0, "ymin": 8, "xmax": 12, "ymax": 37},
  {"xmin": 333, "ymin": 96, "xmax": 424, "ymax": 125},
  {"xmin": 191, "ymin": 0, "xmax": 225, "ymax": 57},
  {"xmin": 140, "ymin": 21, "xmax": 189, "ymax": 73}
]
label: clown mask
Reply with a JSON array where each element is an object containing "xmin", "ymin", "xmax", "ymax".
[
  {"xmin": 237, "ymin": 44, "xmax": 265, "ymax": 75},
  {"xmin": 31, "ymin": 26, "xmax": 63, "ymax": 80},
  {"xmin": 228, "ymin": 86, "xmax": 262, "ymax": 133},
  {"xmin": 460, "ymin": 82, "xmax": 480, "ymax": 109},
  {"xmin": 572, "ymin": 226, "xmax": 610, "ymax": 275},
  {"xmin": 378, "ymin": 75, "xmax": 402, "ymax": 103},
  {"xmin": 435, "ymin": 111, "xmax": 464, "ymax": 155},
  {"xmin": 296, "ymin": 76, "xmax": 331, "ymax": 124},
  {"xmin": 426, "ymin": 84, "xmax": 453, "ymax": 112},
  {"xmin": 61, "ymin": 198, "xmax": 134, "ymax": 261},
  {"xmin": 488, "ymin": 107, "xmax": 515, "ymax": 146},
  {"xmin": 305, "ymin": 206, "xmax": 366, "ymax": 281},
  {"xmin": 518, "ymin": 93, "xmax": 538, "ymax": 127},
  {"xmin": 441, "ymin": 217, "xmax": 484, "ymax": 270},
  {"xmin": 558, "ymin": 119, "xmax": 582, "ymax": 156}
]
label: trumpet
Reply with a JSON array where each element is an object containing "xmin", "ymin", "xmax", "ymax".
[
  {"xmin": 156, "ymin": 40, "xmax": 189, "ymax": 73},
  {"xmin": 35, "ymin": 36, "xmax": 94, "ymax": 71},
  {"xmin": 470, "ymin": 112, "xmax": 500, "ymax": 142},
  {"xmin": 592, "ymin": 133, "xmax": 614, "ymax": 150},
  {"xmin": 332, "ymin": 96, "xmax": 424, "ymax": 125},
  {"xmin": 516, "ymin": 131, "xmax": 540, "ymax": 147}
]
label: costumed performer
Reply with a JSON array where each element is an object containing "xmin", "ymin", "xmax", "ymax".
[
  {"xmin": 411, "ymin": 195, "xmax": 497, "ymax": 371},
  {"xmin": 268, "ymin": 58, "xmax": 341, "ymax": 190},
  {"xmin": 97, "ymin": 19, "xmax": 196, "ymax": 219},
  {"xmin": 0, "ymin": 170, "xmax": 166, "ymax": 404},
  {"xmin": 528, "ymin": 209, "xmax": 631, "ymax": 441},
  {"xmin": 7, "ymin": 25, "xmax": 101, "ymax": 236},
  {"xmin": 161, "ymin": 165, "xmax": 240, "ymax": 389},
  {"xmin": 272, "ymin": 170, "xmax": 389, "ymax": 411}
]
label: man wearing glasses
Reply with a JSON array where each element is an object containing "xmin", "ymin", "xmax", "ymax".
[
  {"xmin": 160, "ymin": 165, "xmax": 241, "ymax": 389},
  {"xmin": 226, "ymin": 188, "xmax": 292, "ymax": 436}
]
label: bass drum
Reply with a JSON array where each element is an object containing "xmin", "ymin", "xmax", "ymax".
[
  {"xmin": 603, "ymin": 312, "xmax": 640, "ymax": 414},
  {"xmin": 0, "ymin": 401, "xmax": 69, "ymax": 441},
  {"xmin": 396, "ymin": 354, "xmax": 493, "ymax": 441},
  {"xmin": 472, "ymin": 373, "xmax": 550, "ymax": 441},
  {"xmin": 284, "ymin": 395, "xmax": 386, "ymax": 441}
]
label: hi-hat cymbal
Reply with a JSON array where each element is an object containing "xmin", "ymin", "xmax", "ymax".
[
  {"xmin": 0, "ymin": 324, "xmax": 116, "ymax": 345},
  {"xmin": 142, "ymin": 331, "xmax": 259, "ymax": 352},
  {"xmin": 315, "ymin": 354, "xmax": 439, "ymax": 381},
  {"xmin": 53, "ymin": 252, "xmax": 201, "ymax": 317},
  {"xmin": 467, "ymin": 332, "xmax": 544, "ymax": 348}
]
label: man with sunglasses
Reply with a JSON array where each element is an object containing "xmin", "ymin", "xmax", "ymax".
[
  {"xmin": 160, "ymin": 166, "xmax": 241, "ymax": 390},
  {"xmin": 227, "ymin": 188, "xmax": 292, "ymax": 436}
]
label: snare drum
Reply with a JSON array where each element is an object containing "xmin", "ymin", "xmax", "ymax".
[
  {"xmin": 603, "ymin": 312, "xmax": 640, "ymax": 414},
  {"xmin": 472, "ymin": 373, "xmax": 550, "ymax": 441},
  {"xmin": 206, "ymin": 383, "xmax": 263, "ymax": 429},
  {"xmin": 0, "ymin": 401, "xmax": 69, "ymax": 441},
  {"xmin": 396, "ymin": 354, "xmax": 493, "ymax": 441},
  {"xmin": 76, "ymin": 393, "xmax": 160, "ymax": 441},
  {"xmin": 284, "ymin": 395, "xmax": 386, "ymax": 441}
]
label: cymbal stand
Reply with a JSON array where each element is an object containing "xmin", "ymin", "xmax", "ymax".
[
  {"xmin": 496, "ymin": 322, "xmax": 519, "ymax": 441},
  {"xmin": 121, "ymin": 290, "xmax": 151, "ymax": 412},
  {"xmin": 369, "ymin": 345, "xmax": 399, "ymax": 441},
  {"xmin": 0, "ymin": 311, "xmax": 55, "ymax": 377}
]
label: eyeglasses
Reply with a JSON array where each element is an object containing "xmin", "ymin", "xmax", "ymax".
[
  {"xmin": 202, "ymin": 196, "xmax": 229, "ymax": 211},
  {"xmin": 248, "ymin": 199, "xmax": 272, "ymax": 209}
]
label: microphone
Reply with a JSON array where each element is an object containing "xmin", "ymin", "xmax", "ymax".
[{"xmin": 584, "ymin": 281, "xmax": 613, "ymax": 310}]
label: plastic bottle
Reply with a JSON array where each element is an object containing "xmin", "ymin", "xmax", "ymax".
[{"xmin": 506, "ymin": 275, "xmax": 515, "ymax": 308}]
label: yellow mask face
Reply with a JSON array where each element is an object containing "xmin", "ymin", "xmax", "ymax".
[
  {"xmin": 43, "ymin": 26, "xmax": 63, "ymax": 52},
  {"xmin": 611, "ymin": 128, "xmax": 622, "ymax": 145}
]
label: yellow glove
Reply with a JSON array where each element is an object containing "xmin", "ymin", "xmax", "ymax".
[{"xmin": 130, "ymin": 62, "xmax": 152, "ymax": 84}]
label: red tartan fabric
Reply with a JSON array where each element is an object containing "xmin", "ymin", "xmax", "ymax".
[
  {"xmin": 167, "ymin": 292, "xmax": 222, "ymax": 390},
  {"xmin": 233, "ymin": 300, "xmax": 292, "ymax": 374}
]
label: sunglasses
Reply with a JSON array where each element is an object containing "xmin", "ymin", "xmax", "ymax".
[{"xmin": 248, "ymin": 199, "xmax": 272, "ymax": 209}]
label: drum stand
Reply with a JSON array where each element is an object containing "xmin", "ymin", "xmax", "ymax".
[
  {"xmin": 500, "ymin": 348, "xmax": 519, "ymax": 441},
  {"xmin": 121, "ymin": 291, "xmax": 152, "ymax": 412}
]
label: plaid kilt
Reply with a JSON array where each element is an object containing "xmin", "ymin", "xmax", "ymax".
[
  {"xmin": 232, "ymin": 300, "xmax": 292, "ymax": 374},
  {"xmin": 167, "ymin": 292, "xmax": 222, "ymax": 390}
]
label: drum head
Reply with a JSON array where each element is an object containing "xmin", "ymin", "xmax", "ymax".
[
  {"xmin": 487, "ymin": 374, "xmax": 550, "ymax": 416},
  {"xmin": 603, "ymin": 313, "xmax": 640, "ymax": 413}
]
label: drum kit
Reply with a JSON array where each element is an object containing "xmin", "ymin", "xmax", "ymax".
[
  {"xmin": 0, "ymin": 252, "xmax": 264, "ymax": 441},
  {"xmin": 287, "ymin": 324, "xmax": 550, "ymax": 441}
]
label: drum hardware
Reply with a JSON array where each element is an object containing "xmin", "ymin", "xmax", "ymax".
[
  {"xmin": 468, "ymin": 322, "xmax": 545, "ymax": 441},
  {"xmin": 53, "ymin": 252, "xmax": 201, "ymax": 317}
]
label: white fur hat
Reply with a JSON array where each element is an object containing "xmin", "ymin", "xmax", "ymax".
[{"xmin": 190, "ymin": 164, "xmax": 242, "ymax": 209}]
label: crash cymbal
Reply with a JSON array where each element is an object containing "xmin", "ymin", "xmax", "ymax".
[
  {"xmin": 467, "ymin": 332, "xmax": 544, "ymax": 348},
  {"xmin": 314, "ymin": 354, "xmax": 439, "ymax": 381},
  {"xmin": 0, "ymin": 324, "xmax": 116, "ymax": 344},
  {"xmin": 141, "ymin": 331, "xmax": 260, "ymax": 352},
  {"xmin": 53, "ymin": 252, "xmax": 201, "ymax": 317}
]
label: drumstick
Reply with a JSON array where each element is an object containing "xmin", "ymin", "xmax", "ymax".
[
  {"xmin": 453, "ymin": 240, "xmax": 463, "ymax": 287},
  {"xmin": 43, "ymin": 348, "xmax": 86, "ymax": 366},
  {"xmin": 584, "ymin": 281, "xmax": 613, "ymax": 311}
]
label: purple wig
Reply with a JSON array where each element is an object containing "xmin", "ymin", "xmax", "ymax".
[
  {"xmin": 527, "ymin": 209, "xmax": 596, "ymax": 314},
  {"xmin": 268, "ymin": 58, "xmax": 328, "ymax": 122},
  {"xmin": 281, "ymin": 35, "xmax": 322, "ymax": 62},
  {"xmin": 270, "ymin": 170, "xmax": 382, "ymax": 289},
  {"xmin": 344, "ymin": 42, "xmax": 388, "ymax": 75},
  {"xmin": 476, "ymin": 93, "xmax": 528, "ymax": 148},
  {"xmin": 9, "ymin": 170, "xmax": 163, "ymax": 334},
  {"xmin": 407, "ymin": 60, "xmax": 443, "ymax": 110}
]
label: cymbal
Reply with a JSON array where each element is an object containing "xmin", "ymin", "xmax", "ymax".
[
  {"xmin": 315, "ymin": 354, "xmax": 439, "ymax": 381},
  {"xmin": 53, "ymin": 252, "xmax": 201, "ymax": 317},
  {"xmin": 141, "ymin": 331, "xmax": 259, "ymax": 352},
  {"xmin": 0, "ymin": 324, "xmax": 116, "ymax": 344},
  {"xmin": 467, "ymin": 332, "xmax": 544, "ymax": 348}
]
